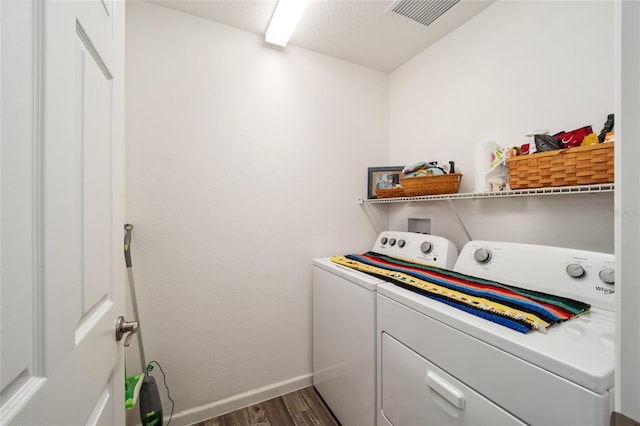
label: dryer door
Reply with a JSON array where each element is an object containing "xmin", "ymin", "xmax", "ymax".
[{"xmin": 380, "ymin": 333, "xmax": 525, "ymax": 426}]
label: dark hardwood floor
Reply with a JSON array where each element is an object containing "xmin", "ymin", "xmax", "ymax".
[{"xmin": 192, "ymin": 386, "xmax": 340, "ymax": 426}]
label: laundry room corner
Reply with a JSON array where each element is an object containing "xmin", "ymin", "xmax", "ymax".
[
  {"xmin": 388, "ymin": 0, "xmax": 615, "ymax": 253},
  {"xmin": 124, "ymin": 1, "xmax": 389, "ymax": 423}
]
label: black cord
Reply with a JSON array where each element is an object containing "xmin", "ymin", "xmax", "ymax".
[{"xmin": 147, "ymin": 360, "xmax": 175, "ymax": 426}]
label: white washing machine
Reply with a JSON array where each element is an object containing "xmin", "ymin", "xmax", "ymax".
[
  {"xmin": 313, "ymin": 231, "xmax": 458, "ymax": 426},
  {"xmin": 377, "ymin": 240, "xmax": 616, "ymax": 426}
]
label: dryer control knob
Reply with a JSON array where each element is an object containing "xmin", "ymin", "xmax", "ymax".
[
  {"xmin": 389, "ymin": 238, "xmax": 396, "ymax": 246},
  {"xmin": 473, "ymin": 248, "xmax": 491, "ymax": 263},
  {"xmin": 599, "ymin": 268, "xmax": 615, "ymax": 285},
  {"xmin": 398, "ymin": 239, "xmax": 406, "ymax": 248},
  {"xmin": 566, "ymin": 264, "xmax": 586, "ymax": 278},
  {"xmin": 381, "ymin": 237, "xmax": 388, "ymax": 245},
  {"xmin": 420, "ymin": 242, "xmax": 433, "ymax": 254}
]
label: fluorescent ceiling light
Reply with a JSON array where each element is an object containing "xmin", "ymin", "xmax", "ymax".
[{"xmin": 265, "ymin": 0, "xmax": 310, "ymax": 47}]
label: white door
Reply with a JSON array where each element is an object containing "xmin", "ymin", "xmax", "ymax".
[{"xmin": 1, "ymin": 0, "xmax": 126, "ymax": 424}]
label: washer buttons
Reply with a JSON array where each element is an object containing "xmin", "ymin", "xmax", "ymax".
[
  {"xmin": 599, "ymin": 268, "xmax": 615, "ymax": 285},
  {"xmin": 473, "ymin": 248, "xmax": 492, "ymax": 264},
  {"xmin": 566, "ymin": 264, "xmax": 586, "ymax": 278}
]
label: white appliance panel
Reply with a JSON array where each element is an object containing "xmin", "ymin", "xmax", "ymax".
[
  {"xmin": 380, "ymin": 333, "xmax": 526, "ymax": 426},
  {"xmin": 313, "ymin": 257, "xmax": 384, "ymax": 291},
  {"xmin": 377, "ymin": 283, "xmax": 614, "ymax": 394},
  {"xmin": 454, "ymin": 241, "xmax": 615, "ymax": 311},
  {"xmin": 377, "ymin": 293, "xmax": 612, "ymax": 426},
  {"xmin": 312, "ymin": 231, "xmax": 459, "ymax": 426},
  {"xmin": 372, "ymin": 231, "xmax": 458, "ymax": 269},
  {"xmin": 312, "ymin": 265, "xmax": 377, "ymax": 426}
]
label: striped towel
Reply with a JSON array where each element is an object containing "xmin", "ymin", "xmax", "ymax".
[{"xmin": 332, "ymin": 252, "xmax": 590, "ymax": 334}]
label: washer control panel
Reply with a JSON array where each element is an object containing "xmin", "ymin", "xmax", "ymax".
[
  {"xmin": 455, "ymin": 241, "xmax": 616, "ymax": 312},
  {"xmin": 372, "ymin": 232, "xmax": 458, "ymax": 270}
]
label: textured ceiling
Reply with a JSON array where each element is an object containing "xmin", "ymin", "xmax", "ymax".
[{"xmin": 147, "ymin": 0, "xmax": 493, "ymax": 73}]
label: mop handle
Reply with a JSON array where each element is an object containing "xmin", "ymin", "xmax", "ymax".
[
  {"xmin": 124, "ymin": 224, "xmax": 148, "ymax": 376},
  {"xmin": 124, "ymin": 224, "xmax": 133, "ymax": 268}
]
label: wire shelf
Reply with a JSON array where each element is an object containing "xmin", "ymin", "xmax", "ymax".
[{"xmin": 358, "ymin": 183, "xmax": 614, "ymax": 204}]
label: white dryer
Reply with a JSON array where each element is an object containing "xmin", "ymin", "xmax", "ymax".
[
  {"xmin": 313, "ymin": 231, "xmax": 458, "ymax": 426},
  {"xmin": 377, "ymin": 240, "xmax": 616, "ymax": 426}
]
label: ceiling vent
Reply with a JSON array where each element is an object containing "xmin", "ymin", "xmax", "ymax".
[{"xmin": 387, "ymin": 0, "xmax": 461, "ymax": 28}]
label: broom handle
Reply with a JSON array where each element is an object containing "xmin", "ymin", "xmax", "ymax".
[{"xmin": 124, "ymin": 224, "xmax": 148, "ymax": 376}]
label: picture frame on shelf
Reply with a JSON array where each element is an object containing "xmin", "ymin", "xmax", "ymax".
[{"xmin": 367, "ymin": 166, "xmax": 404, "ymax": 199}]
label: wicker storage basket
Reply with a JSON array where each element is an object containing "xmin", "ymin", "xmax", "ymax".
[
  {"xmin": 375, "ymin": 187, "xmax": 406, "ymax": 198},
  {"xmin": 506, "ymin": 143, "xmax": 614, "ymax": 189},
  {"xmin": 400, "ymin": 173, "xmax": 463, "ymax": 196}
]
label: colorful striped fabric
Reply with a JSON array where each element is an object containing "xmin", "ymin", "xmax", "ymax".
[{"xmin": 331, "ymin": 252, "xmax": 591, "ymax": 333}]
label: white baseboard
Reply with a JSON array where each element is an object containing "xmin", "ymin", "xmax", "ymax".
[{"xmin": 170, "ymin": 373, "xmax": 313, "ymax": 426}]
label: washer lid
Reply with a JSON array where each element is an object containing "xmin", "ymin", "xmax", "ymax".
[
  {"xmin": 378, "ymin": 283, "xmax": 615, "ymax": 394},
  {"xmin": 313, "ymin": 258, "xmax": 384, "ymax": 291}
]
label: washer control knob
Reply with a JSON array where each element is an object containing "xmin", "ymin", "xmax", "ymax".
[
  {"xmin": 420, "ymin": 242, "xmax": 433, "ymax": 254},
  {"xmin": 599, "ymin": 268, "xmax": 615, "ymax": 285},
  {"xmin": 381, "ymin": 237, "xmax": 388, "ymax": 245},
  {"xmin": 566, "ymin": 264, "xmax": 586, "ymax": 278},
  {"xmin": 389, "ymin": 238, "xmax": 396, "ymax": 246},
  {"xmin": 473, "ymin": 248, "xmax": 492, "ymax": 264},
  {"xmin": 398, "ymin": 239, "xmax": 406, "ymax": 248}
]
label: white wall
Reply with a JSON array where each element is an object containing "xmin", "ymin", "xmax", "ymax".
[
  {"xmin": 125, "ymin": 2, "xmax": 388, "ymax": 423},
  {"xmin": 389, "ymin": 0, "xmax": 615, "ymax": 253},
  {"xmin": 616, "ymin": 0, "xmax": 640, "ymax": 421}
]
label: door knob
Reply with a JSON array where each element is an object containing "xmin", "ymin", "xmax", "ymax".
[{"xmin": 115, "ymin": 316, "xmax": 139, "ymax": 346}]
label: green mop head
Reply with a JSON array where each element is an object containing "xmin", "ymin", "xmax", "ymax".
[{"xmin": 125, "ymin": 374, "xmax": 144, "ymax": 410}]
